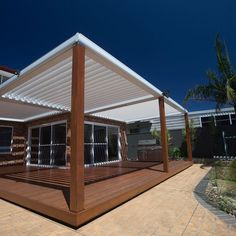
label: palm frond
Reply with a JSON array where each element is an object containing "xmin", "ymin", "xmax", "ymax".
[
  {"xmin": 215, "ymin": 34, "xmax": 234, "ymax": 79},
  {"xmin": 184, "ymin": 84, "xmax": 215, "ymax": 103},
  {"xmin": 184, "ymin": 33, "xmax": 236, "ymax": 112},
  {"xmin": 227, "ymin": 75, "xmax": 236, "ymax": 104}
]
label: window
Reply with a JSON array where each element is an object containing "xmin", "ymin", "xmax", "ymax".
[
  {"xmin": 40, "ymin": 126, "xmax": 51, "ymax": 165},
  {"xmin": 30, "ymin": 128, "xmax": 39, "ymax": 164},
  {"xmin": 0, "ymin": 126, "xmax": 12, "ymax": 153},
  {"xmin": 52, "ymin": 123, "xmax": 66, "ymax": 166},
  {"xmin": 215, "ymin": 115, "xmax": 230, "ymax": 126},
  {"xmin": 201, "ymin": 114, "xmax": 233, "ymax": 127},
  {"xmin": 84, "ymin": 124, "xmax": 93, "ymax": 164},
  {"xmin": 52, "ymin": 123, "xmax": 66, "ymax": 144},
  {"xmin": 84, "ymin": 124, "xmax": 92, "ymax": 143},
  {"xmin": 201, "ymin": 116, "xmax": 215, "ymax": 127},
  {"xmin": 94, "ymin": 125, "xmax": 107, "ymax": 163},
  {"xmin": 108, "ymin": 127, "xmax": 119, "ymax": 161},
  {"xmin": 29, "ymin": 122, "xmax": 66, "ymax": 166},
  {"xmin": 84, "ymin": 144, "xmax": 93, "ymax": 165},
  {"xmin": 94, "ymin": 125, "xmax": 106, "ymax": 143},
  {"xmin": 84, "ymin": 123, "xmax": 120, "ymax": 165}
]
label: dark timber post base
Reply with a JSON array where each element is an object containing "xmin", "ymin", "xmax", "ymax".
[
  {"xmin": 158, "ymin": 96, "xmax": 169, "ymax": 172},
  {"xmin": 184, "ymin": 112, "xmax": 193, "ymax": 162},
  {"xmin": 70, "ymin": 44, "xmax": 85, "ymax": 212}
]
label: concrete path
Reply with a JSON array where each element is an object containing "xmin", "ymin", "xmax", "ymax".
[{"xmin": 0, "ymin": 164, "xmax": 235, "ymax": 236}]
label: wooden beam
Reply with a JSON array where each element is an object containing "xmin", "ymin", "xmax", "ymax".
[
  {"xmin": 70, "ymin": 44, "xmax": 85, "ymax": 212},
  {"xmin": 158, "ymin": 96, "xmax": 169, "ymax": 172},
  {"xmin": 184, "ymin": 112, "xmax": 193, "ymax": 161}
]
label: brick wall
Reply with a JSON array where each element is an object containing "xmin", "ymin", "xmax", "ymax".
[{"xmin": 0, "ymin": 120, "xmax": 26, "ymax": 166}]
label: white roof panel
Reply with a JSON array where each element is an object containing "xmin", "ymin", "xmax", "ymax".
[
  {"xmin": 0, "ymin": 33, "xmax": 187, "ymax": 122},
  {"xmin": 1, "ymin": 51, "xmax": 151, "ymax": 112},
  {"xmin": 0, "ymin": 100, "xmax": 59, "ymax": 122},
  {"xmin": 93, "ymin": 99, "xmax": 182, "ymax": 123}
]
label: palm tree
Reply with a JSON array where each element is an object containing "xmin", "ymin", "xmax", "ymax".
[{"xmin": 184, "ymin": 34, "xmax": 236, "ymax": 113}]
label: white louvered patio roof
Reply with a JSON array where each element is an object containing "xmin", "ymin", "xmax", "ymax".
[
  {"xmin": 0, "ymin": 33, "xmax": 187, "ymax": 122},
  {"xmin": 0, "ymin": 100, "xmax": 59, "ymax": 122}
]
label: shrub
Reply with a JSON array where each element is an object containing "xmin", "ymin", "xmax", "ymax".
[
  {"xmin": 151, "ymin": 128, "xmax": 172, "ymax": 145},
  {"xmin": 230, "ymin": 160, "xmax": 236, "ymax": 168},
  {"xmin": 211, "ymin": 160, "xmax": 236, "ymax": 182},
  {"xmin": 170, "ymin": 146, "xmax": 181, "ymax": 160},
  {"xmin": 215, "ymin": 160, "xmax": 224, "ymax": 167},
  {"xmin": 206, "ymin": 179, "xmax": 236, "ymax": 217}
]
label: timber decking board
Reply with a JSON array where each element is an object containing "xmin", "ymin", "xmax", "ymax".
[
  {"xmin": 0, "ymin": 160, "xmax": 192, "ymax": 227},
  {"xmin": 2, "ymin": 161, "xmax": 160, "ymax": 187}
]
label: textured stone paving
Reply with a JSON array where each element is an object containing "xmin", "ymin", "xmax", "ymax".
[{"xmin": 0, "ymin": 164, "xmax": 236, "ymax": 236}]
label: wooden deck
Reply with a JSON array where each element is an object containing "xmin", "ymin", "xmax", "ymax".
[{"xmin": 0, "ymin": 160, "xmax": 192, "ymax": 227}]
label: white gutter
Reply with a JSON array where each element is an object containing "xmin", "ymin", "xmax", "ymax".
[
  {"xmin": 0, "ymin": 111, "xmax": 61, "ymax": 123},
  {"xmin": 189, "ymin": 107, "xmax": 234, "ymax": 115},
  {"xmin": 0, "ymin": 117, "xmax": 24, "ymax": 122},
  {"xmin": 0, "ymin": 32, "xmax": 187, "ymax": 114},
  {"xmin": 0, "ymin": 70, "xmax": 15, "ymax": 78},
  {"xmin": 24, "ymin": 111, "xmax": 62, "ymax": 122},
  {"xmin": 164, "ymin": 97, "xmax": 187, "ymax": 113}
]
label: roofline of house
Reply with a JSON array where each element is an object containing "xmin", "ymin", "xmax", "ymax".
[
  {"xmin": 189, "ymin": 107, "xmax": 235, "ymax": 115},
  {"xmin": 127, "ymin": 106, "xmax": 235, "ymax": 124},
  {"xmin": 0, "ymin": 65, "xmax": 18, "ymax": 75}
]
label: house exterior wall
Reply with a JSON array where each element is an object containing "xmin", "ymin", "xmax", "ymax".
[
  {"xmin": 0, "ymin": 113, "xmax": 128, "ymax": 166},
  {"xmin": 144, "ymin": 107, "xmax": 235, "ymax": 131},
  {"xmin": 127, "ymin": 108, "xmax": 236, "ymax": 159},
  {"xmin": 0, "ymin": 120, "xmax": 26, "ymax": 166}
]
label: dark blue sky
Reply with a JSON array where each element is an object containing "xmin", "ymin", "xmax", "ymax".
[{"xmin": 1, "ymin": 0, "xmax": 236, "ymax": 111}]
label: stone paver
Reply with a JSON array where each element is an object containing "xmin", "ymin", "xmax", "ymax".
[{"xmin": 0, "ymin": 164, "xmax": 235, "ymax": 236}]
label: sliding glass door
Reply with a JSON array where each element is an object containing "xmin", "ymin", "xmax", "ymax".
[
  {"xmin": 94, "ymin": 125, "xmax": 107, "ymax": 163},
  {"xmin": 84, "ymin": 124, "xmax": 93, "ymax": 165},
  {"xmin": 108, "ymin": 127, "xmax": 119, "ymax": 161},
  {"xmin": 84, "ymin": 123, "xmax": 119, "ymax": 165},
  {"xmin": 29, "ymin": 121, "xmax": 119, "ymax": 167},
  {"xmin": 40, "ymin": 126, "xmax": 51, "ymax": 165},
  {"xmin": 29, "ymin": 122, "xmax": 66, "ymax": 166},
  {"xmin": 29, "ymin": 128, "xmax": 39, "ymax": 164},
  {"xmin": 52, "ymin": 123, "xmax": 66, "ymax": 166}
]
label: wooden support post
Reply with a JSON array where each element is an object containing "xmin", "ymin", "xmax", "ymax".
[
  {"xmin": 184, "ymin": 112, "xmax": 193, "ymax": 162},
  {"xmin": 158, "ymin": 96, "xmax": 169, "ymax": 172},
  {"xmin": 70, "ymin": 44, "xmax": 85, "ymax": 212}
]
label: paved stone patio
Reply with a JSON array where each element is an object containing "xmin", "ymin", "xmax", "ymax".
[{"xmin": 0, "ymin": 164, "xmax": 236, "ymax": 236}]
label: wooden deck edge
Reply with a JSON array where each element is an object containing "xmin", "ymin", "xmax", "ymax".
[
  {"xmin": 0, "ymin": 161, "xmax": 192, "ymax": 227},
  {"xmin": 0, "ymin": 192, "xmax": 77, "ymax": 226},
  {"xmin": 75, "ymin": 161, "xmax": 193, "ymax": 226}
]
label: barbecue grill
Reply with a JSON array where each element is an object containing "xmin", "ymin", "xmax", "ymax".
[{"xmin": 137, "ymin": 139, "xmax": 162, "ymax": 162}]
